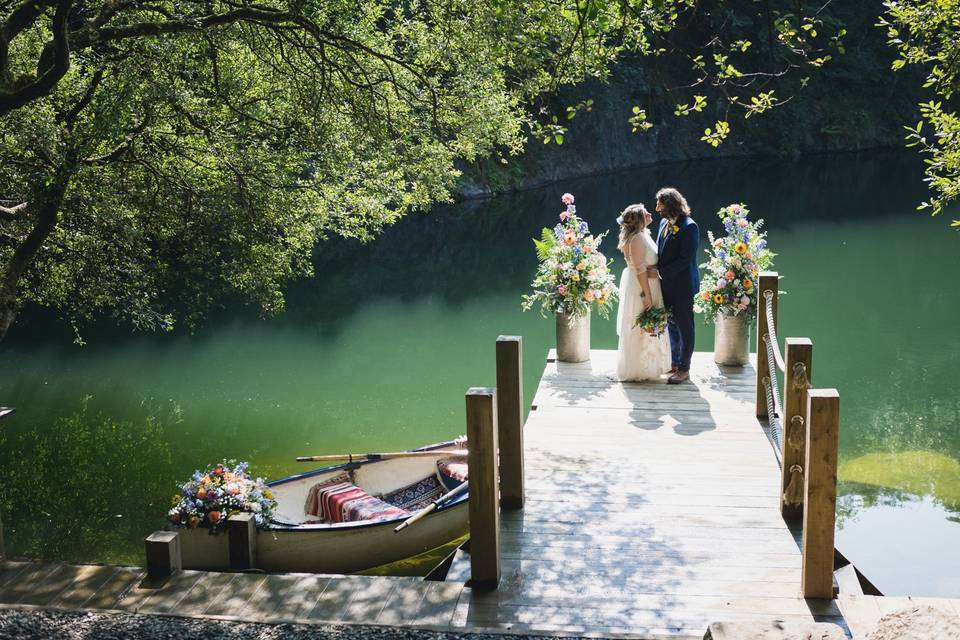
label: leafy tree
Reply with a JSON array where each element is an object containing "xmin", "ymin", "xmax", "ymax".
[
  {"xmin": 0, "ymin": 0, "xmax": 840, "ymax": 343},
  {"xmin": 881, "ymin": 1, "xmax": 960, "ymax": 226}
]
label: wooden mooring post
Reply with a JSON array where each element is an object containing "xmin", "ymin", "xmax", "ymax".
[
  {"xmin": 496, "ymin": 336, "xmax": 524, "ymax": 510},
  {"xmin": 145, "ymin": 531, "xmax": 181, "ymax": 579},
  {"xmin": 228, "ymin": 513, "xmax": 257, "ymax": 570},
  {"xmin": 466, "ymin": 387, "xmax": 500, "ymax": 590},
  {"xmin": 802, "ymin": 389, "xmax": 840, "ymax": 599}
]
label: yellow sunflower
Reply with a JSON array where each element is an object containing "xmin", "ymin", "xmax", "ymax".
[
  {"xmin": 734, "ymin": 242, "xmax": 747, "ymax": 255},
  {"xmin": 713, "ymin": 293, "xmax": 725, "ymax": 304}
]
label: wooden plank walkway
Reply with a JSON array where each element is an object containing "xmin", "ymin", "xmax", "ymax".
[
  {"xmin": 448, "ymin": 350, "xmax": 846, "ymax": 637},
  {"xmin": 2, "ymin": 350, "xmax": 958, "ymax": 638}
]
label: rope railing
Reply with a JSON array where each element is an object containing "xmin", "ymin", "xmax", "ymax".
[
  {"xmin": 762, "ymin": 375, "xmax": 784, "ymax": 467},
  {"xmin": 762, "ymin": 289, "xmax": 786, "ymax": 372}
]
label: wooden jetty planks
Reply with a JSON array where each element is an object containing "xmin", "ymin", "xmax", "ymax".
[{"xmin": 449, "ymin": 350, "xmax": 836, "ymax": 636}]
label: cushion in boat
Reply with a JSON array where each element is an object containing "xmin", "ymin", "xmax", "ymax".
[
  {"xmin": 308, "ymin": 479, "xmax": 409, "ymax": 523},
  {"xmin": 382, "ymin": 475, "xmax": 443, "ymax": 511},
  {"xmin": 303, "ymin": 472, "xmax": 351, "ymax": 519},
  {"xmin": 436, "ymin": 457, "xmax": 468, "ymax": 491}
]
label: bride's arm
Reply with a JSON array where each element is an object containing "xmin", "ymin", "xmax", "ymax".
[{"xmin": 630, "ymin": 235, "xmax": 653, "ymax": 308}]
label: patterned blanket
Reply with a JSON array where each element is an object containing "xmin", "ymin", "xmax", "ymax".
[{"xmin": 305, "ymin": 479, "xmax": 408, "ymax": 523}]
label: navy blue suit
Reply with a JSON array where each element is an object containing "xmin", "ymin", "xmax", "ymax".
[{"xmin": 656, "ymin": 216, "xmax": 700, "ymax": 370}]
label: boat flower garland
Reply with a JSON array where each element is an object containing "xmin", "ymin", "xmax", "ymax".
[
  {"xmin": 694, "ymin": 203, "xmax": 775, "ymax": 322},
  {"xmin": 521, "ymin": 193, "xmax": 619, "ymax": 321},
  {"xmin": 168, "ymin": 461, "xmax": 277, "ymax": 532}
]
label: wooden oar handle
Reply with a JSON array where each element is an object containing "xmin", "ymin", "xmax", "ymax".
[
  {"xmin": 393, "ymin": 504, "xmax": 437, "ymax": 533},
  {"xmin": 296, "ymin": 449, "xmax": 467, "ymax": 463}
]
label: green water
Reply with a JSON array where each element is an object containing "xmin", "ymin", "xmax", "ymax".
[{"xmin": 1, "ymin": 151, "xmax": 958, "ymax": 595}]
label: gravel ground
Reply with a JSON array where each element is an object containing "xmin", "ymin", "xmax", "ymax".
[{"xmin": 0, "ymin": 609, "xmax": 581, "ymax": 640}]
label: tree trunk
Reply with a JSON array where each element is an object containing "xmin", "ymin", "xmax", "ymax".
[{"xmin": 0, "ymin": 170, "xmax": 70, "ymax": 343}]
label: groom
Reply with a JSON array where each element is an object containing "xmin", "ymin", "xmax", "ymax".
[{"xmin": 654, "ymin": 187, "xmax": 700, "ymax": 384}]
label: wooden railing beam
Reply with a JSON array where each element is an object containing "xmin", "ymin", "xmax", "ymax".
[
  {"xmin": 802, "ymin": 389, "xmax": 840, "ymax": 599},
  {"xmin": 466, "ymin": 387, "xmax": 501, "ymax": 589},
  {"xmin": 756, "ymin": 272, "xmax": 779, "ymax": 419},
  {"xmin": 781, "ymin": 338, "xmax": 813, "ymax": 524},
  {"xmin": 496, "ymin": 336, "xmax": 525, "ymax": 510}
]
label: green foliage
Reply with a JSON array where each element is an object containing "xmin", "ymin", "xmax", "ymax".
[
  {"xmin": 1, "ymin": 0, "xmax": 700, "ymax": 339},
  {"xmin": 881, "ymin": 0, "xmax": 960, "ymax": 225}
]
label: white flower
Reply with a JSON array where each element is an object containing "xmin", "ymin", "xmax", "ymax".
[{"xmin": 250, "ymin": 502, "xmax": 262, "ymax": 513}]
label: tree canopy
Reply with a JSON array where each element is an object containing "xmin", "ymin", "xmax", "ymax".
[
  {"xmin": 0, "ymin": 0, "xmax": 843, "ymax": 342},
  {"xmin": 882, "ymin": 0, "xmax": 960, "ymax": 227}
]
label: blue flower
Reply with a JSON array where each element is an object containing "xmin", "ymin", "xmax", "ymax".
[
  {"xmin": 757, "ymin": 239, "xmax": 767, "ymax": 250},
  {"xmin": 574, "ymin": 246, "xmax": 582, "ymax": 256},
  {"xmin": 724, "ymin": 219, "xmax": 734, "ymax": 232},
  {"xmin": 718, "ymin": 250, "xmax": 727, "ymax": 260},
  {"xmin": 578, "ymin": 222, "xmax": 587, "ymax": 233}
]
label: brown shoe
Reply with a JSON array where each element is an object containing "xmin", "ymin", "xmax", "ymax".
[
  {"xmin": 667, "ymin": 370, "xmax": 690, "ymax": 385},
  {"xmin": 668, "ymin": 365, "xmax": 679, "ymax": 374}
]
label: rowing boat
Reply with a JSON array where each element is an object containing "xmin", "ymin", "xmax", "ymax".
[{"xmin": 177, "ymin": 439, "xmax": 468, "ymax": 574}]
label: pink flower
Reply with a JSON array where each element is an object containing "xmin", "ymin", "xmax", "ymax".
[
  {"xmin": 563, "ymin": 231, "xmax": 576, "ymax": 246},
  {"xmin": 730, "ymin": 204, "xmax": 742, "ymax": 214},
  {"xmin": 724, "ymin": 270, "xmax": 735, "ymax": 280},
  {"xmin": 713, "ymin": 239, "xmax": 723, "ymax": 248},
  {"xmin": 584, "ymin": 289, "xmax": 595, "ymax": 302},
  {"xmin": 561, "ymin": 193, "xmax": 575, "ymax": 205},
  {"xmin": 560, "ymin": 211, "xmax": 569, "ymax": 221},
  {"xmin": 737, "ymin": 218, "xmax": 749, "ymax": 228},
  {"xmin": 557, "ymin": 285, "xmax": 567, "ymax": 295},
  {"xmin": 740, "ymin": 295, "xmax": 750, "ymax": 305}
]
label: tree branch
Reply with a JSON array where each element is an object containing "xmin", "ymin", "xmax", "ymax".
[
  {"xmin": 0, "ymin": 0, "xmax": 71, "ymax": 117},
  {"xmin": 0, "ymin": 201, "xmax": 28, "ymax": 218}
]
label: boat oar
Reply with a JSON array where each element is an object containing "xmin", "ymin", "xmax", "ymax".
[
  {"xmin": 296, "ymin": 449, "xmax": 467, "ymax": 463},
  {"xmin": 394, "ymin": 481, "xmax": 469, "ymax": 534}
]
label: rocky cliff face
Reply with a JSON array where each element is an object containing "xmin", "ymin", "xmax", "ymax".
[{"xmin": 459, "ymin": 6, "xmax": 923, "ymax": 199}]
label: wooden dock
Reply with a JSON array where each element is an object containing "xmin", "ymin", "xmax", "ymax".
[{"xmin": 1, "ymin": 348, "xmax": 959, "ymax": 638}]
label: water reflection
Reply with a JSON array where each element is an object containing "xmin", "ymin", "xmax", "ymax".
[{"xmin": 1, "ymin": 150, "xmax": 959, "ymax": 595}]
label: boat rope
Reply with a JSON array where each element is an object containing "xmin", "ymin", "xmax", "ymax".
[
  {"xmin": 791, "ymin": 361, "xmax": 810, "ymax": 392},
  {"xmin": 783, "ymin": 464, "xmax": 805, "ymax": 506},
  {"xmin": 762, "ymin": 290, "xmax": 786, "ymax": 372}
]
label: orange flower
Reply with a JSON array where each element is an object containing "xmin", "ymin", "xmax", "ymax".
[
  {"xmin": 743, "ymin": 279, "xmax": 753, "ymax": 289},
  {"xmin": 584, "ymin": 289, "xmax": 595, "ymax": 302},
  {"xmin": 209, "ymin": 511, "xmax": 221, "ymax": 524},
  {"xmin": 725, "ymin": 270, "xmax": 735, "ymax": 280},
  {"xmin": 564, "ymin": 231, "xmax": 576, "ymax": 246},
  {"xmin": 700, "ymin": 291, "xmax": 710, "ymax": 301}
]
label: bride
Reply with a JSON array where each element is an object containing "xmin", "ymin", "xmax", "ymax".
[{"xmin": 616, "ymin": 204, "xmax": 671, "ymax": 382}]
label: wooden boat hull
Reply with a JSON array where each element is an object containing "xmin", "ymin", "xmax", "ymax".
[{"xmin": 177, "ymin": 441, "xmax": 469, "ymax": 574}]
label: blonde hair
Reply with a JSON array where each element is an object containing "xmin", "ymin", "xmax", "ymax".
[{"xmin": 618, "ymin": 204, "xmax": 649, "ymax": 249}]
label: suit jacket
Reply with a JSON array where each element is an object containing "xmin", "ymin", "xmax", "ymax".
[{"xmin": 656, "ymin": 216, "xmax": 700, "ymax": 294}]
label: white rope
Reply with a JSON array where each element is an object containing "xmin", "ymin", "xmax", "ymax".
[{"xmin": 762, "ymin": 289, "xmax": 786, "ymax": 372}]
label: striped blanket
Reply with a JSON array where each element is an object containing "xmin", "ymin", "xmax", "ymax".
[{"xmin": 305, "ymin": 481, "xmax": 408, "ymax": 524}]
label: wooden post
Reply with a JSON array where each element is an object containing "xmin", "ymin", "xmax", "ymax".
[
  {"xmin": 802, "ymin": 389, "xmax": 840, "ymax": 599},
  {"xmin": 756, "ymin": 272, "xmax": 779, "ymax": 419},
  {"xmin": 496, "ymin": 336, "xmax": 524, "ymax": 510},
  {"xmin": 781, "ymin": 338, "xmax": 813, "ymax": 524},
  {"xmin": 145, "ymin": 531, "xmax": 181, "ymax": 578},
  {"xmin": 228, "ymin": 513, "xmax": 257, "ymax": 570},
  {"xmin": 466, "ymin": 387, "xmax": 500, "ymax": 589}
]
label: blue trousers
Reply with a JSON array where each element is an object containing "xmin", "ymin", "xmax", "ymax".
[{"xmin": 663, "ymin": 287, "xmax": 695, "ymax": 370}]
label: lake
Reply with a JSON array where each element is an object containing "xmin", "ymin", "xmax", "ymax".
[{"xmin": 1, "ymin": 150, "xmax": 958, "ymax": 596}]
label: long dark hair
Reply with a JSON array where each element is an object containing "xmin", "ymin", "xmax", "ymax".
[{"xmin": 656, "ymin": 187, "xmax": 691, "ymax": 220}]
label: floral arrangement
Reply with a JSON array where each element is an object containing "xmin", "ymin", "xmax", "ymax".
[
  {"xmin": 521, "ymin": 193, "xmax": 618, "ymax": 320},
  {"xmin": 634, "ymin": 306, "xmax": 671, "ymax": 336},
  {"xmin": 694, "ymin": 203, "xmax": 774, "ymax": 321},
  {"xmin": 168, "ymin": 461, "xmax": 277, "ymax": 532}
]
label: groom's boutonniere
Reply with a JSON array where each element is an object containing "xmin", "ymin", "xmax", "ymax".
[{"xmin": 670, "ymin": 223, "xmax": 680, "ymax": 235}]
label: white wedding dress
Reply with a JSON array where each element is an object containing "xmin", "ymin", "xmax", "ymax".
[{"xmin": 616, "ymin": 231, "xmax": 672, "ymax": 382}]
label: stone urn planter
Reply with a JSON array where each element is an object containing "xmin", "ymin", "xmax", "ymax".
[
  {"xmin": 556, "ymin": 311, "xmax": 590, "ymax": 362},
  {"xmin": 714, "ymin": 312, "xmax": 750, "ymax": 366}
]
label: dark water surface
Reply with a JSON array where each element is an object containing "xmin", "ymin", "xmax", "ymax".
[{"xmin": 1, "ymin": 151, "xmax": 958, "ymax": 595}]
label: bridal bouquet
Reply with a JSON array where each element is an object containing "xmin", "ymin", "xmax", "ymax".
[
  {"xmin": 694, "ymin": 203, "xmax": 774, "ymax": 321},
  {"xmin": 522, "ymin": 193, "xmax": 618, "ymax": 320},
  {"xmin": 634, "ymin": 306, "xmax": 671, "ymax": 336},
  {"xmin": 168, "ymin": 461, "xmax": 277, "ymax": 532}
]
